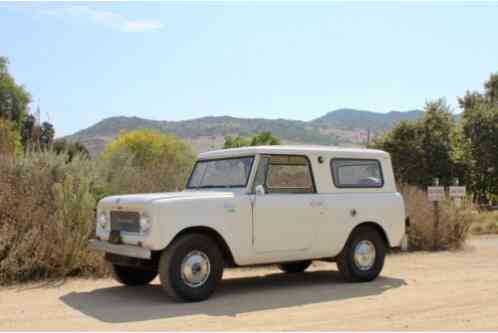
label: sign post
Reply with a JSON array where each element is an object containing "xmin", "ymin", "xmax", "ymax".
[
  {"xmin": 449, "ymin": 178, "xmax": 466, "ymax": 208},
  {"xmin": 427, "ymin": 178, "xmax": 444, "ymax": 250}
]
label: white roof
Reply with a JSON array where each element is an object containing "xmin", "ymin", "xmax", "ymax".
[{"xmin": 198, "ymin": 145, "xmax": 389, "ymax": 159}]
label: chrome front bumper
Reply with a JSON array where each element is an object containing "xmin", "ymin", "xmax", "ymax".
[{"xmin": 88, "ymin": 239, "xmax": 151, "ymax": 259}]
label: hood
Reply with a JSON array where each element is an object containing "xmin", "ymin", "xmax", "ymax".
[{"xmin": 99, "ymin": 191, "xmax": 235, "ymax": 207}]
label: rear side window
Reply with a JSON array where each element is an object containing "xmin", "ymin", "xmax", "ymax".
[
  {"xmin": 331, "ymin": 159, "xmax": 383, "ymax": 188},
  {"xmin": 265, "ymin": 155, "xmax": 315, "ymax": 193}
]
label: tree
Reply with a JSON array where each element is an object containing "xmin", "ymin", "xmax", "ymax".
[
  {"xmin": 420, "ymin": 99, "xmax": 455, "ymax": 187},
  {"xmin": 223, "ymin": 135, "xmax": 250, "ymax": 148},
  {"xmin": 371, "ymin": 120, "xmax": 425, "ymax": 185},
  {"xmin": 40, "ymin": 122, "xmax": 55, "ymax": 147},
  {"xmin": 224, "ymin": 131, "xmax": 280, "ymax": 148},
  {"xmin": 20, "ymin": 114, "xmax": 40, "ymax": 150},
  {"xmin": 0, "ymin": 57, "xmax": 31, "ymax": 129},
  {"xmin": 1, "ymin": 56, "xmax": 56, "ymax": 152},
  {"xmin": 458, "ymin": 73, "xmax": 498, "ymax": 203},
  {"xmin": 19, "ymin": 115, "xmax": 56, "ymax": 152},
  {"xmin": 53, "ymin": 139, "xmax": 90, "ymax": 162},
  {"xmin": 372, "ymin": 99, "xmax": 455, "ymax": 187}
]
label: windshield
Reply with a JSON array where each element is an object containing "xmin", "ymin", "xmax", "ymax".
[{"xmin": 187, "ymin": 156, "xmax": 254, "ymax": 189}]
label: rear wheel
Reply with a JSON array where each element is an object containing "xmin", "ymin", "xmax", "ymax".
[
  {"xmin": 111, "ymin": 264, "xmax": 157, "ymax": 286},
  {"xmin": 278, "ymin": 260, "xmax": 312, "ymax": 273},
  {"xmin": 337, "ymin": 226, "xmax": 386, "ymax": 282},
  {"xmin": 159, "ymin": 234, "xmax": 224, "ymax": 302}
]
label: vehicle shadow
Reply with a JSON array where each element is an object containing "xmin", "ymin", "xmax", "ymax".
[{"xmin": 60, "ymin": 270, "xmax": 406, "ymax": 323}]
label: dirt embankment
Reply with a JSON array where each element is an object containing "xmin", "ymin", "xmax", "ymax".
[{"xmin": 1, "ymin": 236, "xmax": 498, "ymax": 331}]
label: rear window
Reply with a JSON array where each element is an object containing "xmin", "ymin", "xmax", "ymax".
[{"xmin": 330, "ymin": 159, "xmax": 383, "ymax": 188}]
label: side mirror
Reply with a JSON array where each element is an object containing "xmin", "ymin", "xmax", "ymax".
[{"xmin": 255, "ymin": 184, "xmax": 265, "ymax": 196}]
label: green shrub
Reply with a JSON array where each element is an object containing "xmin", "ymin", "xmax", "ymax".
[{"xmin": 102, "ymin": 129, "xmax": 195, "ymax": 193}]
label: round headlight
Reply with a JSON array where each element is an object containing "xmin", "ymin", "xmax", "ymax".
[
  {"xmin": 98, "ymin": 212, "xmax": 108, "ymax": 229},
  {"xmin": 140, "ymin": 213, "xmax": 151, "ymax": 233}
]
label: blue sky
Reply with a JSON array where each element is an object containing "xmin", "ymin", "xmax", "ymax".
[{"xmin": 1, "ymin": 2, "xmax": 497, "ymax": 137}]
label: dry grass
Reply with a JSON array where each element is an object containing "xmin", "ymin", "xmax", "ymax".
[
  {"xmin": 400, "ymin": 185, "xmax": 475, "ymax": 251},
  {"xmin": 0, "ymin": 150, "xmax": 192, "ymax": 285},
  {"xmin": 470, "ymin": 211, "xmax": 498, "ymax": 235},
  {"xmin": 0, "ymin": 152, "xmax": 108, "ymax": 284}
]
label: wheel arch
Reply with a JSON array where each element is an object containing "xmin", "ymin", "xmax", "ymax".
[
  {"xmin": 340, "ymin": 221, "xmax": 390, "ymax": 254},
  {"xmin": 354, "ymin": 221, "xmax": 389, "ymax": 245},
  {"xmin": 170, "ymin": 226, "xmax": 237, "ymax": 267}
]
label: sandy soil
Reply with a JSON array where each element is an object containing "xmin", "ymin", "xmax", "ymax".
[{"xmin": 1, "ymin": 236, "xmax": 498, "ymax": 331}]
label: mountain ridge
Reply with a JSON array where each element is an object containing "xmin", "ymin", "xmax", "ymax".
[{"xmin": 66, "ymin": 108, "xmax": 425, "ymax": 155}]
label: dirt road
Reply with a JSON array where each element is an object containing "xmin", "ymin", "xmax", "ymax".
[{"xmin": 1, "ymin": 236, "xmax": 498, "ymax": 331}]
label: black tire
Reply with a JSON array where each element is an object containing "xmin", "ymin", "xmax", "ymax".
[
  {"xmin": 337, "ymin": 226, "xmax": 386, "ymax": 282},
  {"xmin": 278, "ymin": 260, "xmax": 312, "ymax": 273},
  {"xmin": 111, "ymin": 264, "xmax": 157, "ymax": 286},
  {"xmin": 159, "ymin": 234, "xmax": 224, "ymax": 302}
]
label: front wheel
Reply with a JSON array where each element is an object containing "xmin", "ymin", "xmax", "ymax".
[
  {"xmin": 111, "ymin": 264, "xmax": 157, "ymax": 286},
  {"xmin": 337, "ymin": 226, "xmax": 386, "ymax": 282},
  {"xmin": 159, "ymin": 234, "xmax": 224, "ymax": 302}
]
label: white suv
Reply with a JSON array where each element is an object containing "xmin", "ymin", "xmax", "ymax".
[{"xmin": 90, "ymin": 145, "xmax": 407, "ymax": 302}]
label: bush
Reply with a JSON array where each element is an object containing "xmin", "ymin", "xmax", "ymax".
[
  {"xmin": 102, "ymin": 129, "xmax": 195, "ymax": 194},
  {"xmin": 0, "ymin": 119, "xmax": 21, "ymax": 156},
  {"xmin": 0, "ymin": 152, "xmax": 107, "ymax": 284},
  {"xmin": 485, "ymin": 222, "xmax": 497, "ymax": 234},
  {"xmin": 401, "ymin": 185, "xmax": 475, "ymax": 251},
  {"xmin": 0, "ymin": 131, "xmax": 197, "ymax": 284},
  {"xmin": 470, "ymin": 211, "xmax": 498, "ymax": 234}
]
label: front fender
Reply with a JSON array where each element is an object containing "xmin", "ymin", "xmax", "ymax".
[{"xmin": 149, "ymin": 195, "xmax": 252, "ymax": 265}]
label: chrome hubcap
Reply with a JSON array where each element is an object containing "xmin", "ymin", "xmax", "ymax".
[
  {"xmin": 353, "ymin": 240, "xmax": 376, "ymax": 271},
  {"xmin": 181, "ymin": 250, "xmax": 211, "ymax": 288}
]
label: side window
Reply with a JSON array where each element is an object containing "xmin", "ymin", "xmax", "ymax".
[
  {"xmin": 265, "ymin": 155, "xmax": 315, "ymax": 193},
  {"xmin": 331, "ymin": 159, "xmax": 383, "ymax": 188}
]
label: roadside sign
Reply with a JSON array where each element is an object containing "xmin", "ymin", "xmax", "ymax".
[
  {"xmin": 449, "ymin": 186, "xmax": 466, "ymax": 198},
  {"xmin": 427, "ymin": 186, "xmax": 445, "ymax": 201}
]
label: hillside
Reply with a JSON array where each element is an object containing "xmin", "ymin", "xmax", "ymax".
[
  {"xmin": 66, "ymin": 108, "xmax": 424, "ymax": 155},
  {"xmin": 311, "ymin": 108, "xmax": 424, "ymax": 130}
]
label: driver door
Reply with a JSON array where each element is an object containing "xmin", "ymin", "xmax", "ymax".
[{"xmin": 252, "ymin": 155, "xmax": 319, "ymax": 253}]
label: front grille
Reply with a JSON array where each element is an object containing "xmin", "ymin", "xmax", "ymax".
[{"xmin": 111, "ymin": 211, "xmax": 140, "ymax": 233}]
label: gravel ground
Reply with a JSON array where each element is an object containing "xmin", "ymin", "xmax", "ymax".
[{"xmin": 1, "ymin": 236, "xmax": 498, "ymax": 331}]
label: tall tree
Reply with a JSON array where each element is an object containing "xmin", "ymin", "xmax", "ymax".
[
  {"xmin": 371, "ymin": 120, "xmax": 425, "ymax": 185},
  {"xmin": 420, "ymin": 99, "xmax": 455, "ymax": 187},
  {"xmin": 458, "ymin": 73, "xmax": 498, "ymax": 203},
  {"xmin": 40, "ymin": 122, "xmax": 55, "ymax": 147},
  {"xmin": 372, "ymin": 99, "xmax": 455, "ymax": 187},
  {"xmin": 20, "ymin": 114, "xmax": 39, "ymax": 150},
  {"xmin": 0, "ymin": 57, "xmax": 31, "ymax": 128},
  {"xmin": 1, "ymin": 56, "xmax": 55, "ymax": 152}
]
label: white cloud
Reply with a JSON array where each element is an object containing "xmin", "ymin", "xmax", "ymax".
[
  {"xmin": 121, "ymin": 20, "xmax": 163, "ymax": 33},
  {"xmin": 40, "ymin": 5, "xmax": 163, "ymax": 33}
]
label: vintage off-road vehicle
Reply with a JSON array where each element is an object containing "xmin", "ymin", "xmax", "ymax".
[{"xmin": 89, "ymin": 145, "xmax": 407, "ymax": 302}]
